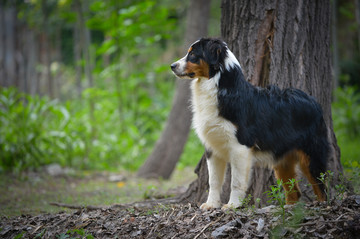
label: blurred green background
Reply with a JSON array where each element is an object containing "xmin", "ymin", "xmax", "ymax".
[{"xmin": 0, "ymin": 0, "xmax": 359, "ymax": 179}]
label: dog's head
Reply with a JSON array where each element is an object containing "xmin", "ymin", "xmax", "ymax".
[{"xmin": 171, "ymin": 38, "xmax": 229, "ymax": 80}]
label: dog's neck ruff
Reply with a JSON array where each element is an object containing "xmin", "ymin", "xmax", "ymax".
[
  {"xmin": 207, "ymin": 48, "xmax": 242, "ymax": 87},
  {"xmin": 223, "ymin": 48, "xmax": 241, "ymax": 72}
]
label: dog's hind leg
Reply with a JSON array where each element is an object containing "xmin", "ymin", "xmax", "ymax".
[
  {"xmin": 273, "ymin": 151, "xmax": 301, "ymax": 204},
  {"xmin": 298, "ymin": 150, "xmax": 326, "ymax": 202},
  {"xmin": 200, "ymin": 152, "xmax": 227, "ymax": 210}
]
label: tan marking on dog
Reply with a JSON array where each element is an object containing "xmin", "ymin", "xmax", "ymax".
[
  {"xmin": 185, "ymin": 60, "xmax": 209, "ymax": 79},
  {"xmin": 298, "ymin": 150, "xmax": 326, "ymax": 202},
  {"xmin": 273, "ymin": 151, "xmax": 301, "ymax": 204}
]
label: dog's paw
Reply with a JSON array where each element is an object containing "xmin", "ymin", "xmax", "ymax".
[
  {"xmin": 221, "ymin": 203, "xmax": 238, "ymax": 211},
  {"xmin": 200, "ymin": 202, "xmax": 220, "ymax": 211}
]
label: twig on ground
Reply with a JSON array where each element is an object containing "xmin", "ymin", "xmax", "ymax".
[
  {"xmin": 49, "ymin": 202, "xmax": 108, "ymax": 210},
  {"xmin": 194, "ymin": 215, "xmax": 224, "ymax": 239}
]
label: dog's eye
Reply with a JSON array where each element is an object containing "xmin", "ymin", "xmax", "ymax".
[{"xmin": 189, "ymin": 52, "xmax": 195, "ymax": 57}]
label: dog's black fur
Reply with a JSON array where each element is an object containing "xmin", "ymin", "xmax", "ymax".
[{"xmin": 201, "ymin": 38, "xmax": 329, "ymax": 190}]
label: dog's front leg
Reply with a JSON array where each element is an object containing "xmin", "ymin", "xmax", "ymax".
[
  {"xmin": 222, "ymin": 148, "xmax": 252, "ymax": 210},
  {"xmin": 200, "ymin": 154, "xmax": 226, "ymax": 210}
]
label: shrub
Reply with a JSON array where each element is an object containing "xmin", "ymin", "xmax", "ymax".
[{"xmin": 0, "ymin": 87, "xmax": 72, "ymax": 171}]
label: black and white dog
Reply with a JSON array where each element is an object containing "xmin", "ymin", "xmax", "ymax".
[{"xmin": 171, "ymin": 38, "xmax": 329, "ymax": 210}]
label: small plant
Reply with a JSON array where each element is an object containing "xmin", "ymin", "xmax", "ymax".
[
  {"xmin": 318, "ymin": 170, "xmax": 334, "ymax": 204},
  {"xmin": 334, "ymin": 173, "xmax": 349, "ymax": 200},
  {"xmin": 14, "ymin": 232, "xmax": 25, "ymax": 239},
  {"xmin": 240, "ymin": 194, "xmax": 252, "ymax": 209},
  {"xmin": 266, "ymin": 179, "xmax": 286, "ymax": 223},
  {"xmin": 58, "ymin": 229, "xmax": 94, "ymax": 239},
  {"xmin": 265, "ymin": 178, "xmax": 299, "ymax": 223},
  {"xmin": 266, "ymin": 179, "xmax": 306, "ymax": 239},
  {"xmin": 270, "ymin": 202, "xmax": 306, "ymax": 239},
  {"xmin": 127, "ymin": 207, "xmax": 136, "ymax": 214},
  {"xmin": 237, "ymin": 194, "xmax": 260, "ymax": 215}
]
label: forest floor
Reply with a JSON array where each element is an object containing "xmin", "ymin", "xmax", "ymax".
[{"xmin": 1, "ymin": 166, "xmax": 360, "ymax": 238}]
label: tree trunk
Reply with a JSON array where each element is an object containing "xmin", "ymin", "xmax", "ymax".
[
  {"xmin": 355, "ymin": 0, "xmax": 360, "ymax": 52},
  {"xmin": 180, "ymin": 0, "xmax": 342, "ymax": 206},
  {"xmin": 82, "ymin": 1, "xmax": 93, "ymax": 89},
  {"xmin": 0, "ymin": 3, "xmax": 4, "ymax": 86},
  {"xmin": 26, "ymin": 29, "xmax": 37, "ymax": 95},
  {"xmin": 137, "ymin": 0, "xmax": 211, "ymax": 179},
  {"xmin": 74, "ymin": 0, "xmax": 82, "ymax": 98},
  {"xmin": 4, "ymin": 5, "xmax": 16, "ymax": 87},
  {"xmin": 332, "ymin": 0, "xmax": 340, "ymax": 94},
  {"xmin": 43, "ymin": 32, "xmax": 53, "ymax": 98}
]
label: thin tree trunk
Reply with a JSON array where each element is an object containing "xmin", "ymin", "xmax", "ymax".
[
  {"xmin": 74, "ymin": 0, "xmax": 82, "ymax": 98},
  {"xmin": 54, "ymin": 27, "xmax": 62, "ymax": 98},
  {"xmin": 44, "ymin": 33, "xmax": 53, "ymax": 97},
  {"xmin": 332, "ymin": 0, "xmax": 340, "ymax": 94},
  {"xmin": 40, "ymin": 0, "xmax": 53, "ymax": 98},
  {"xmin": 17, "ymin": 25, "xmax": 26, "ymax": 92},
  {"xmin": 30, "ymin": 32, "xmax": 39, "ymax": 95},
  {"xmin": 26, "ymin": 29, "xmax": 37, "ymax": 95},
  {"xmin": 180, "ymin": 0, "xmax": 342, "ymax": 206},
  {"xmin": 81, "ymin": 0, "xmax": 93, "ymax": 89},
  {"xmin": 80, "ymin": 0, "xmax": 96, "ymax": 163},
  {"xmin": 4, "ymin": 5, "xmax": 16, "ymax": 87},
  {"xmin": 355, "ymin": 0, "xmax": 360, "ymax": 52},
  {"xmin": 137, "ymin": 0, "xmax": 211, "ymax": 179},
  {"xmin": 0, "ymin": 3, "xmax": 5, "ymax": 86}
]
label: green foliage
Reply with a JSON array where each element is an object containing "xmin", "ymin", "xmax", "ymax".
[
  {"xmin": 265, "ymin": 179, "xmax": 299, "ymax": 224},
  {"xmin": 0, "ymin": 86, "xmax": 174, "ymax": 172},
  {"xmin": 318, "ymin": 170, "xmax": 334, "ymax": 204},
  {"xmin": 0, "ymin": 1, "xmax": 207, "ymax": 173},
  {"xmin": 332, "ymin": 86, "xmax": 360, "ymax": 139},
  {"xmin": 14, "ymin": 232, "xmax": 25, "ymax": 239},
  {"xmin": 332, "ymin": 87, "xmax": 360, "ymax": 177},
  {"xmin": 235, "ymin": 194, "xmax": 260, "ymax": 215},
  {"xmin": 58, "ymin": 229, "xmax": 94, "ymax": 239},
  {"xmin": 270, "ymin": 202, "xmax": 305, "ymax": 239},
  {"xmin": 0, "ymin": 0, "xmax": 191, "ymax": 172},
  {"xmin": 0, "ymin": 87, "xmax": 72, "ymax": 171}
]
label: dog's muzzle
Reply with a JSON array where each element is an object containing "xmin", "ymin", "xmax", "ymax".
[{"xmin": 170, "ymin": 62, "xmax": 178, "ymax": 71}]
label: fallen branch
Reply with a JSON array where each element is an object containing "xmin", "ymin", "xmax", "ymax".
[
  {"xmin": 49, "ymin": 202, "xmax": 107, "ymax": 210},
  {"xmin": 50, "ymin": 197, "xmax": 182, "ymax": 211}
]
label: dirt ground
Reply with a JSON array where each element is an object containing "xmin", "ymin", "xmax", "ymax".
[
  {"xmin": 0, "ymin": 167, "xmax": 196, "ymax": 216},
  {"xmin": 1, "ymin": 167, "xmax": 360, "ymax": 238},
  {"xmin": 1, "ymin": 195, "xmax": 360, "ymax": 238}
]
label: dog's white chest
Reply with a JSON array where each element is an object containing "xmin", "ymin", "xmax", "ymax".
[{"xmin": 191, "ymin": 78, "xmax": 239, "ymax": 158}]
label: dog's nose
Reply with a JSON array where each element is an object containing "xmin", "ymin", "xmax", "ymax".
[{"xmin": 171, "ymin": 63, "xmax": 178, "ymax": 70}]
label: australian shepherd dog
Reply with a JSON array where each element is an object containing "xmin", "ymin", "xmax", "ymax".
[{"xmin": 171, "ymin": 38, "xmax": 330, "ymax": 210}]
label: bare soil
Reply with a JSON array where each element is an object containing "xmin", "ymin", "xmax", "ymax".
[{"xmin": 1, "ymin": 195, "xmax": 360, "ymax": 238}]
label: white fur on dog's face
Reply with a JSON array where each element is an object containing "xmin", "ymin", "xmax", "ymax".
[{"xmin": 171, "ymin": 54, "xmax": 192, "ymax": 79}]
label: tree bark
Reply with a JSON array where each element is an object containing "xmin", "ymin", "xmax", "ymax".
[
  {"xmin": 4, "ymin": 5, "xmax": 16, "ymax": 87},
  {"xmin": 332, "ymin": 0, "xmax": 340, "ymax": 93},
  {"xmin": 137, "ymin": 0, "xmax": 211, "ymax": 179},
  {"xmin": 180, "ymin": 0, "xmax": 342, "ymax": 206},
  {"xmin": 0, "ymin": 3, "xmax": 5, "ymax": 87},
  {"xmin": 26, "ymin": 29, "xmax": 38, "ymax": 95},
  {"xmin": 74, "ymin": 0, "xmax": 82, "ymax": 98},
  {"xmin": 355, "ymin": 0, "xmax": 360, "ymax": 52}
]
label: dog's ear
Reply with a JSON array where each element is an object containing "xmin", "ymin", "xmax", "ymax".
[{"xmin": 204, "ymin": 40, "xmax": 225, "ymax": 72}]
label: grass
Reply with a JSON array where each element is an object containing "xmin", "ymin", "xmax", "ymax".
[{"xmin": 0, "ymin": 167, "xmax": 196, "ymax": 217}]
